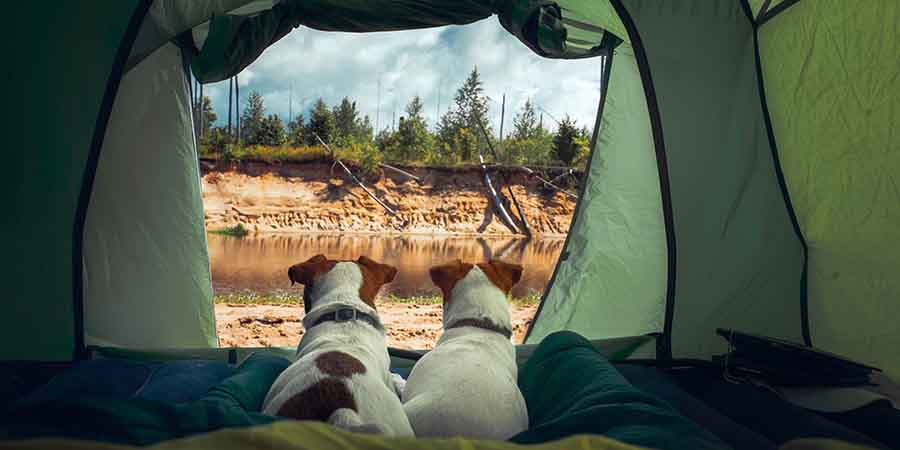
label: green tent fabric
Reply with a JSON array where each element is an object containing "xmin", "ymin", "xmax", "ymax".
[
  {"xmin": 4, "ymin": 0, "xmax": 899, "ymax": 383},
  {"xmin": 2, "ymin": 353, "xmax": 289, "ymax": 445},
  {"xmin": 757, "ymin": 0, "xmax": 900, "ymax": 375}
]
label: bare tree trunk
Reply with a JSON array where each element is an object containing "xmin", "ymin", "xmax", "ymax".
[
  {"xmin": 227, "ymin": 77, "xmax": 233, "ymax": 137},
  {"xmin": 235, "ymin": 74, "xmax": 241, "ymax": 146}
]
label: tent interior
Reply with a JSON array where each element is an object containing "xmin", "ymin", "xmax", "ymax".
[{"xmin": 3, "ymin": 1, "xmax": 898, "ymax": 449}]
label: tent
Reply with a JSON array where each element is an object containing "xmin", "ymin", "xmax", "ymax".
[{"xmin": 4, "ymin": 0, "xmax": 898, "ymax": 382}]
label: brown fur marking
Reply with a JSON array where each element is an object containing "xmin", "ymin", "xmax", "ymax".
[
  {"xmin": 276, "ymin": 377, "xmax": 357, "ymax": 421},
  {"xmin": 288, "ymin": 254, "xmax": 338, "ymax": 313},
  {"xmin": 355, "ymin": 256, "xmax": 398, "ymax": 310},
  {"xmin": 476, "ymin": 260, "xmax": 523, "ymax": 295},
  {"xmin": 315, "ymin": 351, "xmax": 367, "ymax": 377},
  {"xmin": 428, "ymin": 260, "xmax": 475, "ymax": 306}
]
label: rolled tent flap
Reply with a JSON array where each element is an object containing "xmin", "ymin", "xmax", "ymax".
[
  {"xmin": 496, "ymin": 0, "xmax": 621, "ymax": 59},
  {"xmin": 192, "ymin": 0, "xmax": 499, "ymax": 83},
  {"xmin": 83, "ymin": 42, "xmax": 217, "ymax": 349}
]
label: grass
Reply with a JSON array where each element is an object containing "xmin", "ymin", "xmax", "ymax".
[
  {"xmin": 209, "ymin": 224, "xmax": 250, "ymax": 237},
  {"xmin": 214, "ymin": 291, "xmax": 542, "ymax": 306}
]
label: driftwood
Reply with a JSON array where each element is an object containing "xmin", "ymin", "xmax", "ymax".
[
  {"xmin": 313, "ymin": 133, "xmax": 398, "ymax": 217},
  {"xmin": 521, "ymin": 166, "xmax": 578, "ymax": 199},
  {"xmin": 380, "ymin": 163, "xmax": 420, "ymax": 181},
  {"xmin": 479, "ymin": 153, "xmax": 520, "ymax": 234},
  {"xmin": 475, "ymin": 118, "xmax": 532, "ymax": 236}
]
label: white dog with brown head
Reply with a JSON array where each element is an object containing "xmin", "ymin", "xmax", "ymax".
[
  {"xmin": 401, "ymin": 259, "xmax": 529, "ymax": 440},
  {"xmin": 261, "ymin": 254, "xmax": 414, "ymax": 436}
]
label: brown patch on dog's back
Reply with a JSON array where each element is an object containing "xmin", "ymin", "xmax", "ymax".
[
  {"xmin": 476, "ymin": 260, "xmax": 523, "ymax": 295},
  {"xmin": 276, "ymin": 377, "xmax": 357, "ymax": 421},
  {"xmin": 315, "ymin": 351, "xmax": 367, "ymax": 377},
  {"xmin": 355, "ymin": 256, "xmax": 397, "ymax": 310},
  {"xmin": 429, "ymin": 260, "xmax": 475, "ymax": 305}
]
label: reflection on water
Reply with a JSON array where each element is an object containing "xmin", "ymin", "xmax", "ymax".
[{"xmin": 208, "ymin": 233, "xmax": 565, "ymax": 298}]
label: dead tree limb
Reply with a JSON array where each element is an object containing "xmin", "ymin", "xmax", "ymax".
[
  {"xmin": 314, "ymin": 133, "xmax": 398, "ymax": 217},
  {"xmin": 380, "ymin": 163, "xmax": 420, "ymax": 181},
  {"xmin": 521, "ymin": 166, "xmax": 578, "ymax": 199},
  {"xmin": 479, "ymin": 153, "xmax": 520, "ymax": 234},
  {"xmin": 474, "ymin": 117, "xmax": 532, "ymax": 237}
]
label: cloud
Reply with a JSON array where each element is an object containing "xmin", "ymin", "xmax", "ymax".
[{"xmin": 201, "ymin": 17, "xmax": 605, "ymax": 134}]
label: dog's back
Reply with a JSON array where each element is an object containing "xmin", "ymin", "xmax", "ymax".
[{"xmin": 403, "ymin": 327, "xmax": 527, "ymax": 439}]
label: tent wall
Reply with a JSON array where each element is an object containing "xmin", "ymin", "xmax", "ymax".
[
  {"xmin": 617, "ymin": 0, "xmax": 804, "ymax": 358},
  {"xmin": 83, "ymin": 42, "xmax": 217, "ymax": 349},
  {"xmin": 2, "ymin": 2, "xmax": 147, "ymax": 361},
  {"xmin": 527, "ymin": 44, "xmax": 668, "ymax": 344},
  {"xmin": 758, "ymin": 0, "xmax": 900, "ymax": 375}
]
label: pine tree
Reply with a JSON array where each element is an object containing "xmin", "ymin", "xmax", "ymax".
[
  {"xmin": 259, "ymin": 114, "xmax": 286, "ymax": 146},
  {"xmin": 512, "ymin": 100, "xmax": 538, "ymax": 140},
  {"xmin": 553, "ymin": 115, "xmax": 580, "ymax": 165},
  {"xmin": 305, "ymin": 98, "xmax": 336, "ymax": 146},
  {"xmin": 200, "ymin": 96, "xmax": 217, "ymax": 136},
  {"xmin": 240, "ymin": 92, "xmax": 266, "ymax": 145},
  {"xmin": 287, "ymin": 113, "xmax": 305, "ymax": 146},
  {"xmin": 392, "ymin": 96, "xmax": 432, "ymax": 161},
  {"xmin": 332, "ymin": 97, "xmax": 360, "ymax": 145},
  {"xmin": 438, "ymin": 67, "xmax": 493, "ymax": 162}
]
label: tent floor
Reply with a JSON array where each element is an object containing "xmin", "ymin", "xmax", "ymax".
[{"xmin": 1, "ymin": 359, "xmax": 897, "ymax": 449}]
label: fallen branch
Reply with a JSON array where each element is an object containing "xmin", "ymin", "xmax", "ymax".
[
  {"xmin": 479, "ymin": 153, "xmax": 520, "ymax": 234},
  {"xmin": 314, "ymin": 133, "xmax": 398, "ymax": 217},
  {"xmin": 475, "ymin": 117, "xmax": 532, "ymax": 237},
  {"xmin": 380, "ymin": 163, "xmax": 420, "ymax": 181},
  {"xmin": 521, "ymin": 166, "xmax": 578, "ymax": 199}
]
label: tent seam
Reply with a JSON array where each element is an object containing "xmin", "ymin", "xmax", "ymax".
[
  {"xmin": 72, "ymin": 0, "xmax": 154, "ymax": 360},
  {"xmin": 607, "ymin": 0, "xmax": 678, "ymax": 362},
  {"xmin": 749, "ymin": 2, "xmax": 812, "ymax": 346}
]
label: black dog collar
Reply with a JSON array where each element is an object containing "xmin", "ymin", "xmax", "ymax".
[{"xmin": 312, "ymin": 308, "xmax": 380, "ymax": 329}]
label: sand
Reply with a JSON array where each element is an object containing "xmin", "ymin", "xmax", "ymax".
[{"xmin": 215, "ymin": 301, "xmax": 538, "ymax": 349}]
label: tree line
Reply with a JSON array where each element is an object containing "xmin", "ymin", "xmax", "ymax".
[{"xmin": 198, "ymin": 67, "xmax": 592, "ymax": 168}]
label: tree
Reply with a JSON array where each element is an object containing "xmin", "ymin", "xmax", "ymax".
[
  {"xmin": 240, "ymin": 92, "xmax": 266, "ymax": 145},
  {"xmin": 512, "ymin": 100, "xmax": 539, "ymax": 140},
  {"xmin": 332, "ymin": 97, "xmax": 360, "ymax": 145},
  {"xmin": 437, "ymin": 67, "xmax": 493, "ymax": 162},
  {"xmin": 390, "ymin": 96, "xmax": 432, "ymax": 161},
  {"xmin": 200, "ymin": 96, "xmax": 217, "ymax": 137},
  {"xmin": 553, "ymin": 115, "xmax": 580, "ymax": 165},
  {"xmin": 305, "ymin": 98, "xmax": 336, "ymax": 146},
  {"xmin": 287, "ymin": 113, "xmax": 305, "ymax": 146},
  {"xmin": 258, "ymin": 114, "xmax": 286, "ymax": 146}
]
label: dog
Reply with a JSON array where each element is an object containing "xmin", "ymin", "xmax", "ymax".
[
  {"xmin": 261, "ymin": 254, "xmax": 414, "ymax": 437},
  {"xmin": 401, "ymin": 259, "xmax": 529, "ymax": 440}
]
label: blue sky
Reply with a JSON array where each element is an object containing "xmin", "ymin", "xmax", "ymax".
[{"xmin": 201, "ymin": 16, "xmax": 605, "ymax": 134}]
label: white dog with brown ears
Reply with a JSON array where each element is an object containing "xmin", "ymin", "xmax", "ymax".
[
  {"xmin": 262, "ymin": 254, "xmax": 414, "ymax": 437},
  {"xmin": 401, "ymin": 259, "xmax": 529, "ymax": 440}
]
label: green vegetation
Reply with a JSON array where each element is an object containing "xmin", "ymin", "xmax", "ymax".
[
  {"xmin": 214, "ymin": 292, "xmax": 542, "ymax": 306},
  {"xmin": 198, "ymin": 66, "xmax": 591, "ymax": 172},
  {"xmin": 209, "ymin": 224, "xmax": 249, "ymax": 237}
]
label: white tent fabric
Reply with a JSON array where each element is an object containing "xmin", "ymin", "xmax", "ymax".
[{"xmin": 83, "ymin": 42, "xmax": 217, "ymax": 349}]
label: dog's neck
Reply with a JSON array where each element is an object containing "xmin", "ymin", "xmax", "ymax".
[
  {"xmin": 301, "ymin": 262, "xmax": 383, "ymax": 334},
  {"xmin": 443, "ymin": 267, "xmax": 512, "ymax": 337}
]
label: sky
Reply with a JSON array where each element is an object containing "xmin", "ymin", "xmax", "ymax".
[{"xmin": 200, "ymin": 16, "xmax": 605, "ymax": 135}]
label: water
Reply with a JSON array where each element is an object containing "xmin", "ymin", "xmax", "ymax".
[{"xmin": 208, "ymin": 233, "xmax": 565, "ymax": 298}]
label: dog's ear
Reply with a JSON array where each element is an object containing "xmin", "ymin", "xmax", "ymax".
[
  {"xmin": 355, "ymin": 256, "xmax": 398, "ymax": 310},
  {"xmin": 478, "ymin": 259, "xmax": 524, "ymax": 294},
  {"xmin": 288, "ymin": 254, "xmax": 334, "ymax": 286},
  {"xmin": 356, "ymin": 256, "xmax": 397, "ymax": 284},
  {"xmin": 429, "ymin": 260, "xmax": 474, "ymax": 304}
]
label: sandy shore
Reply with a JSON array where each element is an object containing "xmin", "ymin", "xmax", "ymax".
[{"xmin": 215, "ymin": 301, "xmax": 538, "ymax": 349}]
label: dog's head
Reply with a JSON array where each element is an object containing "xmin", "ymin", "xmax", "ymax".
[
  {"xmin": 428, "ymin": 259, "xmax": 523, "ymax": 306},
  {"xmin": 288, "ymin": 254, "xmax": 397, "ymax": 313}
]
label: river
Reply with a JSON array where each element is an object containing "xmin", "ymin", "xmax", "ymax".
[{"xmin": 208, "ymin": 233, "xmax": 565, "ymax": 298}]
